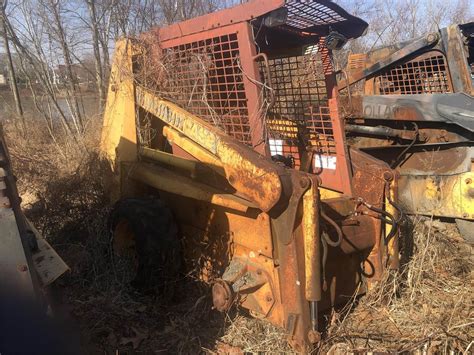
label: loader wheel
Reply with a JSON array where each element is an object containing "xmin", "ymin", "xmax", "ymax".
[
  {"xmin": 109, "ymin": 198, "xmax": 182, "ymax": 296},
  {"xmin": 455, "ymin": 219, "xmax": 474, "ymax": 244}
]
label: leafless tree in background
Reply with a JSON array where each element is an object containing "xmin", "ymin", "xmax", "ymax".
[
  {"xmin": 158, "ymin": 0, "xmax": 221, "ymax": 24},
  {"xmin": 0, "ymin": 0, "xmax": 25, "ymax": 134},
  {"xmin": 85, "ymin": 0, "xmax": 105, "ymax": 109},
  {"xmin": 1, "ymin": 0, "xmax": 89, "ymax": 143},
  {"xmin": 46, "ymin": 0, "xmax": 84, "ymax": 132},
  {"xmin": 334, "ymin": 0, "xmax": 474, "ymax": 69}
]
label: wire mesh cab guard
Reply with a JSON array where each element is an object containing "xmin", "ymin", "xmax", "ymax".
[
  {"xmin": 138, "ymin": 0, "xmax": 368, "ymax": 195},
  {"xmin": 373, "ymin": 50, "xmax": 453, "ymax": 95}
]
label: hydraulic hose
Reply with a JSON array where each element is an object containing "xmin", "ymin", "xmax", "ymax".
[
  {"xmin": 321, "ymin": 211, "xmax": 343, "ymax": 247},
  {"xmin": 320, "ymin": 210, "xmax": 343, "ymax": 293},
  {"xmin": 385, "ymin": 181, "xmax": 404, "ymax": 224},
  {"xmin": 358, "ymin": 198, "xmax": 398, "ymax": 242}
]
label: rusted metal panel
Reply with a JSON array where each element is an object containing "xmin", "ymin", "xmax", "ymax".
[
  {"xmin": 322, "ymin": 198, "xmax": 376, "ymax": 254},
  {"xmin": 340, "ymin": 215, "xmax": 377, "ymax": 254},
  {"xmin": 354, "ymin": 144, "xmax": 471, "ymax": 184},
  {"xmin": 349, "ymin": 148, "xmax": 391, "ymax": 205},
  {"xmin": 157, "ymin": 0, "xmax": 285, "ymax": 42},
  {"xmin": 459, "ymin": 22, "xmax": 474, "ymax": 94},
  {"xmin": 159, "ymin": 192, "xmax": 285, "ymax": 327},
  {"xmin": 394, "ymin": 145, "xmax": 469, "ymax": 176},
  {"xmin": 441, "ymin": 25, "xmax": 473, "ymax": 94},
  {"xmin": 237, "ymin": 23, "xmax": 268, "ymax": 155},
  {"xmin": 347, "ymin": 53, "xmax": 367, "ymax": 71},
  {"xmin": 157, "ymin": 0, "xmax": 368, "ymax": 44},
  {"xmin": 319, "ymin": 39, "xmax": 353, "ymax": 194},
  {"xmin": 399, "ymin": 172, "xmax": 474, "ymax": 220},
  {"xmin": 216, "ymin": 254, "xmax": 276, "ymax": 317},
  {"xmin": 349, "ymin": 148, "xmax": 395, "ymax": 281},
  {"xmin": 338, "ymin": 22, "xmax": 474, "ymax": 226}
]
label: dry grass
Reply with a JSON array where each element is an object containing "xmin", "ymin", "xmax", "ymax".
[
  {"xmin": 320, "ymin": 217, "xmax": 473, "ymax": 354},
  {"xmin": 218, "ymin": 315, "xmax": 293, "ymax": 353}
]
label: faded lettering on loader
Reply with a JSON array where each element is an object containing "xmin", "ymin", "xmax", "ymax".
[
  {"xmin": 363, "ymin": 102, "xmax": 415, "ymax": 119},
  {"xmin": 136, "ymin": 87, "xmax": 219, "ymax": 154}
]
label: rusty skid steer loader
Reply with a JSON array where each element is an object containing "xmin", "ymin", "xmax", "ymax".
[
  {"xmin": 100, "ymin": 0, "xmax": 401, "ymax": 350},
  {"xmin": 338, "ymin": 22, "xmax": 474, "ymax": 241}
]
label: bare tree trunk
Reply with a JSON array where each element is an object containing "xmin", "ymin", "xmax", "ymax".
[
  {"xmin": 0, "ymin": 0, "xmax": 25, "ymax": 135},
  {"xmin": 4, "ymin": 13, "xmax": 79, "ymax": 142},
  {"xmin": 100, "ymin": 36, "xmax": 110, "ymax": 75},
  {"xmin": 86, "ymin": 0, "xmax": 104, "ymax": 111},
  {"xmin": 99, "ymin": 0, "xmax": 116, "ymax": 77},
  {"xmin": 49, "ymin": 0, "xmax": 84, "ymax": 133}
]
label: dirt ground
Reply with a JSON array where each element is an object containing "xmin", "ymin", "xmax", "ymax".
[{"xmin": 1, "ymin": 99, "xmax": 473, "ymax": 353}]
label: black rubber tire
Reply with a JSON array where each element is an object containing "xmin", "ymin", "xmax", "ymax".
[
  {"xmin": 455, "ymin": 219, "xmax": 474, "ymax": 244},
  {"xmin": 108, "ymin": 197, "xmax": 182, "ymax": 296}
]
